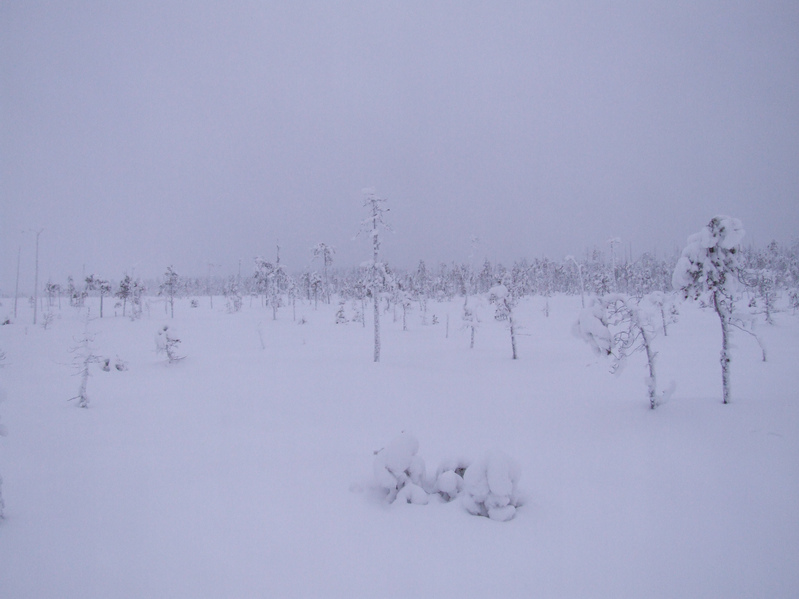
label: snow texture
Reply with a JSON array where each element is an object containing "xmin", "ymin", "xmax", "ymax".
[
  {"xmin": 1, "ymin": 295, "xmax": 798, "ymax": 598},
  {"xmin": 462, "ymin": 450, "xmax": 522, "ymax": 521}
]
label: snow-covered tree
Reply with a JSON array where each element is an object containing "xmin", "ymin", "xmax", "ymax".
[
  {"xmin": 566, "ymin": 255, "xmax": 586, "ymax": 308},
  {"xmin": 253, "ymin": 257, "xmax": 274, "ymax": 308},
  {"xmin": 161, "ymin": 266, "xmax": 180, "ymax": 319},
  {"xmin": 98, "ymin": 279, "xmax": 112, "ymax": 318},
  {"xmin": 462, "ymin": 299, "xmax": 481, "ymax": 349},
  {"xmin": 116, "ymin": 274, "xmax": 132, "ymax": 316},
  {"xmin": 672, "ymin": 216, "xmax": 745, "ymax": 404},
  {"xmin": 223, "ymin": 276, "xmax": 243, "ymax": 313},
  {"xmin": 86, "ymin": 275, "xmax": 112, "ymax": 318},
  {"xmin": 44, "ymin": 280, "xmax": 61, "ymax": 309},
  {"xmin": 359, "ymin": 189, "xmax": 391, "ymax": 362},
  {"xmin": 312, "ymin": 242, "xmax": 335, "ymax": 304},
  {"xmin": 307, "ymin": 271, "xmax": 322, "ymax": 309},
  {"xmin": 335, "ymin": 301, "xmax": 348, "ymax": 324},
  {"xmin": 576, "ymin": 294, "xmax": 673, "ymax": 409},
  {"xmin": 68, "ymin": 314, "xmax": 102, "ymax": 409},
  {"xmin": 646, "ymin": 291, "xmax": 678, "ymax": 337},
  {"xmin": 489, "ymin": 283, "xmax": 518, "ymax": 360}
]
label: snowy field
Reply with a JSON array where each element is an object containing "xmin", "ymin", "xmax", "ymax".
[{"xmin": 1, "ymin": 294, "xmax": 797, "ymax": 598}]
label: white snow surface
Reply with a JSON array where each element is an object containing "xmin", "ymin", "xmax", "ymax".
[{"xmin": 1, "ymin": 295, "xmax": 798, "ymax": 597}]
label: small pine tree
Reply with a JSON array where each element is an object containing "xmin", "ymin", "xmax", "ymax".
[
  {"xmin": 462, "ymin": 300, "xmax": 480, "ymax": 349},
  {"xmin": 161, "ymin": 266, "xmax": 180, "ymax": 319},
  {"xmin": 673, "ymin": 216, "xmax": 745, "ymax": 404},
  {"xmin": 335, "ymin": 301, "xmax": 348, "ymax": 324},
  {"xmin": 69, "ymin": 313, "xmax": 102, "ymax": 408}
]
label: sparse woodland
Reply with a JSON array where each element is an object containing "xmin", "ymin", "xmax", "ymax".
[{"xmin": 1, "ymin": 217, "xmax": 798, "ymax": 596}]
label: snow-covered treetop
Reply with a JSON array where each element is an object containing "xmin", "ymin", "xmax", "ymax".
[
  {"xmin": 672, "ymin": 216, "xmax": 745, "ymax": 301},
  {"xmin": 488, "ymin": 284, "xmax": 508, "ymax": 299}
]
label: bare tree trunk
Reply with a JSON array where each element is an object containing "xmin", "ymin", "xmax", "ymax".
[
  {"xmin": 642, "ymin": 325, "xmax": 658, "ymax": 409},
  {"xmin": 373, "ymin": 293, "xmax": 381, "ymax": 362},
  {"xmin": 508, "ymin": 309, "xmax": 518, "ymax": 360},
  {"xmin": 713, "ymin": 292, "xmax": 731, "ymax": 404}
]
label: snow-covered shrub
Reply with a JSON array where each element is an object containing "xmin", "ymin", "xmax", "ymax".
[
  {"xmin": 373, "ymin": 432, "xmax": 428, "ymax": 504},
  {"xmin": 69, "ymin": 317, "xmax": 102, "ymax": 409},
  {"xmin": 574, "ymin": 300, "xmax": 613, "ymax": 356},
  {"xmin": 434, "ymin": 458, "xmax": 469, "ymax": 502},
  {"xmin": 373, "ymin": 436, "xmax": 522, "ymax": 521},
  {"xmin": 335, "ymin": 302, "xmax": 348, "ymax": 324},
  {"xmin": 156, "ymin": 325, "xmax": 183, "ymax": 364},
  {"xmin": 461, "ymin": 450, "xmax": 522, "ymax": 522}
]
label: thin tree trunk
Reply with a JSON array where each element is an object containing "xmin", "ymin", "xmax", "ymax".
[
  {"xmin": 713, "ymin": 292, "xmax": 731, "ymax": 404},
  {"xmin": 374, "ymin": 293, "xmax": 380, "ymax": 362},
  {"xmin": 642, "ymin": 326, "xmax": 658, "ymax": 409},
  {"xmin": 508, "ymin": 308, "xmax": 518, "ymax": 360}
]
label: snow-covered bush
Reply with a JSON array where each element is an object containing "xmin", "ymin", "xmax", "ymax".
[
  {"xmin": 461, "ymin": 450, "xmax": 522, "ymax": 522},
  {"xmin": 156, "ymin": 325, "xmax": 183, "ymax": 364},
  {"xmin": 434, "ymin": 458, "xmax": 469, "ymax": 502},
  {"xmin": 373, "ymin": 435, "xmax": 522, "ymax": 521},
  {"xmin": 373, "ymin": 432, "xmax": 428, "ymax": 504},
  {"xmin": 69, "ymin": 316, "xmax": 102, "ymax": 409}
]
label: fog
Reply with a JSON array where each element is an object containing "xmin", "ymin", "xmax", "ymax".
[{"xmin": 2, "ymin": 1, "xmax": 798, "ymax": 292}]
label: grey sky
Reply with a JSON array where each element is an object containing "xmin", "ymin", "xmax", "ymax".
[{"xmin": 2, "ymin": 1, "xmax": 798, "ymax": 292}]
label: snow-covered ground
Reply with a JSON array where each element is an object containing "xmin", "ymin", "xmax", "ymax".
[{"xmin": 1, "ymin": 294, "xmax": 797, "ymax": 598}]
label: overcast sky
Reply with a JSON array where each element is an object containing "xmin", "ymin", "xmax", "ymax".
[{"xmin": 2, "ymin": 1, "xmax": 798, "ymax": 292}]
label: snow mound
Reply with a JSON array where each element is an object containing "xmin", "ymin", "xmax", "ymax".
[
  {"xmin": 374, "ymin": 432, "xmax": 427, "ymax": 503},
  {"xmin": 461, "ymin": 450, "xmax": 522, "ymax": 521}
]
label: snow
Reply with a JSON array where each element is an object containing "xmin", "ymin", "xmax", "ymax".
[
  {"xmin": 462, "ymin": 450, "xmax": 522, "ymax": 521},
  {"xmin": 1, "ymin": 294, "xmax": 798, "ymax": 597}
]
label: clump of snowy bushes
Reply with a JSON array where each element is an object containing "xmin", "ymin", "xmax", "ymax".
[{"xmin": 373, "ymin": 433, "xmax": 522, "ymax": 522}]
